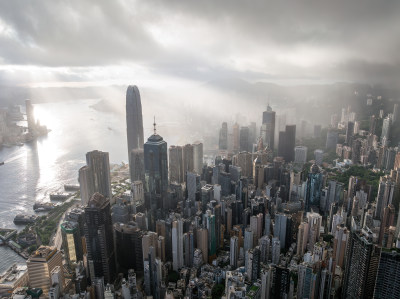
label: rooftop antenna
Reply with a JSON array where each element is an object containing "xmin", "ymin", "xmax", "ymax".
[{"xmin": 153, "ymin": 116, "xmax": 157, "ymax": 135}]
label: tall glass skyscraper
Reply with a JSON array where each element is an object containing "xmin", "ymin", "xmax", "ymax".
[
  {"xmin": 126, "ymin": 85, "xmax": 144, "ymax": 152},
  {"xmin": 144, "ymin": 126, "xmax": 168, "ymax": 209}
]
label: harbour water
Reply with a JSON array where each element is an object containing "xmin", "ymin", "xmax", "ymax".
[{"xmin": 0, "ymin": 98, "xmax": 197, "ymax": 269}]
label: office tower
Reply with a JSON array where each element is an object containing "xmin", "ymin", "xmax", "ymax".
[
  {"xmin": 297, "ymin": 263, "xmax": 319, "ymax": 299},
  {"xmin": 184, "ymin": 231, "xmax": 194, "ymax": 267},
  {"xmin": 244, "ymin": 228, "xmax": 254, "ymax": 253},
  {"xmin": 79, "ymin": 150, "xmax": 112, "ymax": 205},
  {"xmin": 230, "ymin": 236, "xmax": 239, "ymax": 269},
  {"xmin": 196, "ymin": 228, "xmax": 208, "ymax": 264},
  {"xmin": 378, "ymin": 204, "xmax": 395, "ymax": 246},
  {"xmin": 305, "ymin": 164, "xmax": 323, "ymax": 212},
  {"xmin": 311, "ymin": 151, "xmax": 323, "ymax": 168},
  {"xmin": 261, "ymin": 267, "xmax": 272, "ymax": 299},
  {"xmin": 131, "ymin": 180, "xmax": 144, "ymax": 205},
  {"xmin": 129, "ymin": 148, "xmax": 145, "ymax": 183},
  {"xmin": 326, "ymin": 130, "xmax": 338, "ymax": 149},
  {"xmin": 264, "ymin": 213, "xmax": 271, "ymax": 237},
  {"xmin": 126, "ymin": 85, "xmax": 144, "ymax": 152},
  {"xmin": 239, "ymin": 126, "xmax": 250, "ymax": 152},
  {"xmin": 249, "ymin": 122, "xmax": 257, "ymax": 148},
  {"xmin": 253, "ymin": 157, "xmax": 264, "ymax": 190},
  {"xmin": 381, "ymin": 116, "xmax": 391, "ymax": 145},
  {"xmin": 294, "ymin": 146, "xmax": 308, "ymax": 164},
  {"xmin": 233, "ymin": 123, "xmax": 240, "ymax": 152},
  {"xmin": 333, "ymin": 225, "xmax": 349, "ymax": 268},
  {"xmin": 60, "ymin": 221, "xmax": 83, "ymax": 268},
  {"xmin": 26, "ymin": 246, "xmax": 64, "ymax": 296},
  {"xmin": 144, "ymin": 125, "xmax": 168, "ymax": 209},
  {"xmin": 114, "ymin": 222, "xmax": 144, "ymax": 274},
  {"xmin": 274, "ymin": 266, "xmax": 291, "ymax": 298},
  {"xmin": 278, "ymin": 125, "xmax": 296, "ymax": 162},
  {"xmin": 187, "ymin": 171, "xmax": 201, "ymax": 202},
  {"xmin": 172, "ymin": 219, "xmax": 184, "ymax": 271},
  {"xmin": 261, "ymin": 105, "xmax": 276, "ymax": 150},
  {"xmin": 205, "ymin": 210, "xmax": 217, "ymax": 261},
  {"xmin": 307, "ymin": 212, "xmax": 322, "ymax": 252},
  {"xmin": 233, "ymin": 151, "xmax": 253, "ymax": 178},
  {"xmin": 345, "ymin": 121, "xmax": 354, "ymax": 145},
  {"xmin": 182, "ymin": 143, "xmax": 194, "ymax": 175},
  {"xmin": 219, "ymin": 122, "xmax": 228, "ymax": 150},
  {"xmin": 274, "ymin": 213, "xmax": 292, "ymax": 249},
  {"xmin": 271, "ymin": 237, "xmax": 280, "ymax": 264},
  {"xmin": 84, "ymin": 193, "xmax": 116, "ymax": 283},
  {"xmin": 193, "ymin": 141, "xmax": 203, "ymax": 174},
  {"xmin": 25, "ymin": 99, "xmax": 35, "ymax": 132},
  {"xmin": 375, "ymin": 176, "xmax": 395, "ymax": 220},
  {"xmin": 342, "ymin": 232, "xmax": 381, "ymax": 299},
  {"xmin": 296, "ymin": 222, "xmax": 309, "ymax": 256},
  {"xmin": 373, "ymin": 249, "xmax": 400, "ymax": 298},
  {"xmin": 313, "ymin": 124, "xmax": 321, "ymax": 138},
  {"xmin": 169, "ymin": 145, "xmax": 184, "ymax": 183},
  {"xmin": 259, "ymin": 235, "xmax": 270, "ymax": 263},
  {"xmin": 393, "ymin": 103, "xmax": 399, "ymax": 123}
]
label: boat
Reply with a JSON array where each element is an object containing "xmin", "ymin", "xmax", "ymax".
[
  {"xmin": 0, "ymin": 162, "xmax": 4, "ymax": 166},
  {"xmin": 64, "ymin": 184, "xmax": 80, "ymax": 192},
  {"xmin": 17, "ymin": 143, "xmax": 24, "ymax": 147},
  {"xmin": 33, "ymin": 202, "xmax": 55, "ymax": 212},
  {"xmin": 50, "ymin": 193, "xmax": 70, "ymax": 201},
  {"xmin": 13, "ymin": 214, "xmax": 37, "ymax": 224}
]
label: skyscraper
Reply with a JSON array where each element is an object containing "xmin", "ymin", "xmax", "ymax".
[
  {"xmin": 129, "ymin": 149, "xmax": 145, "ymax": 183},
  {"xmin": 239, "ymin": 126, "xmax": 250, "ymax": 152},
  {"xmin": 193, "ymin": 141, "xmax": 203, "ymax": 174},
  {"xmin": 219, "ymin": 122, "xmax": 228, "ymax": 150},
  {"xmin": 60, "ymin": 221, "xmax": 83, "ymax": 268},
  {"xmin": 126, "ymin": 86, "xmax": 145, "ymax": 185},
  {"xmin": 79, "ymin": 150, "xmax": 112, "ymax": 205},
  {"xmin": 169, "ymin": 145, "xmax": 184, "ymax": 183},
  {"xmin": 26, "ymin": 246, "xmax": 65, "ymax": 297},
  {"xmin": 144, "ymin": 122, "xmax": 168, "ymax": 210},
  {"xmin": 126, "ymin": 85, "xmax": 144, "ymax": 152},
  {"xmin": 373, "ymin": 249, "xmax": 400, "ymax": 299},
  {"xmin": 278, "ymin": 125, "xmax": 296, "ymax": 162},
  {"xmin": 342, "ymin": 231, "xmax": 381, "ymax": 299},
  {"xmin": 261, "ymin": 105, "xmax": 276, "ymax": 150},
  {"xmin": 114, "ymin": 222, "xmax": 144, "ymax": 274},
  {"xmin": 172, "ymin": 218, "xmax": 184, "ymax": 271},
  {"xmin": 84, "ymin": 193, "xmax": 116, "ymax": 284},
  {"xmin": 305, "ymin": 164, "xmax": 323, "ymax": 212}
]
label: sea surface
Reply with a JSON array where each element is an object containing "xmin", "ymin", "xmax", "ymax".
[{"xmin": 0, "ymin": 99, "xmax": 198, "ymax": 271}]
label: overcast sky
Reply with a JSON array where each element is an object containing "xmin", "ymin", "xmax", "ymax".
[{"xmin": 0, "ymin": 0, "xmax": 399, "ymax": 89}]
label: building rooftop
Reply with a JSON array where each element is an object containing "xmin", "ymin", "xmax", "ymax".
[
  {"xmin": 28, "ymin": 246, "xmax": 57, "ymax": 262},
  {"xmin": 0, "ymin": 264, "xmax": 28, "ymax": 287},
  {"xmin": 87, "ymin": 192, "xmax": 108, "ymax": 208}
]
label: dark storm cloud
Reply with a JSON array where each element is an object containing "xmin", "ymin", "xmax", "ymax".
[{"xmin": 0, "ymin": 0, "xmax": 399, "ymax": 85}]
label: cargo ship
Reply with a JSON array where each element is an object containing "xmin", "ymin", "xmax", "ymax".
[{"xmin": 13, "ymin": 214, "xmax": 37, "ymax": 224}]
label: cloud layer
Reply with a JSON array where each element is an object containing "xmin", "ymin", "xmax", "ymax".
[{"xmin": 0, "ymin": 0, "xmax": 399, "ymax": 87}]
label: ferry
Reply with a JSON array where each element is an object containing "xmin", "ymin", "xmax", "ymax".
[
  {"xmin": 49, "ymin": 193, "xmax": 69, "ymax": 201},
  {"xmin": 64, "ymin": 184, "xmax": 80, "ymax": 192},
  {"xmin": 13, "ymin": 214, "xmax": 37, "ymax": 224},
  {"xmin": 33, "ymin": 202, "xmax": 55, "ymax": 212}
]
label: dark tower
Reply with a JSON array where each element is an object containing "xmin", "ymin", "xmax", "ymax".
[
  {"xmin": 84, "ymin": 193, "xmax": 116, "ymax": 284},
  {"xmin": 144, "ymin": 119, "xmax": 168, "ymax": 212}
]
